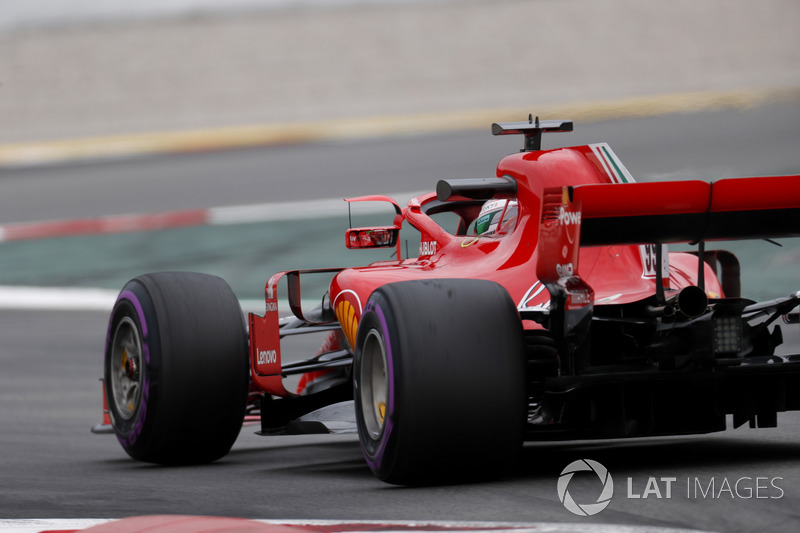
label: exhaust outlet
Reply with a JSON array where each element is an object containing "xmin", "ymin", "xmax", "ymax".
[{"xmin": 675, "ymin": 285, "xmax": 708, "ymax": 318}]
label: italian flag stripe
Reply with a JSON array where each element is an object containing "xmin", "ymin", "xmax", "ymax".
[{"xmin": 590, "ymin": 143, "xmax": 635, "ymax": 184}]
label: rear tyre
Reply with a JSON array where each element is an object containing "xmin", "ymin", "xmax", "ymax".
[
  {"xmin": 353, "ymin": 279, "xmax": 526, "ymax": 485},
  {"xmin": 104, "ymin": 272, "xmax": 249, "ymax": 464}
]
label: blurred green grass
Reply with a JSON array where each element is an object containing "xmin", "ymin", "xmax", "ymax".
[
  {"xmin": 1, "ymin": 215, "xmax": 798, "ymax": 304},
  {"xmin": 0, "ymin": 213, "xmax": 412, "ymax": 301}
]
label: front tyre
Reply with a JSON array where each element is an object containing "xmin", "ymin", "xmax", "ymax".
[
  {"xmin": 354, "ymin": 279, "xmax": 526, "ymax": 485},
  {"xmin": 104, "ymin": 272, "xmax": 249, "ymax": 464}
]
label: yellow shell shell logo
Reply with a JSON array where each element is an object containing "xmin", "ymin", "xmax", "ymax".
[{"xmin": 335, "ymin": 299, "xmax": 359, "ymax": 348}]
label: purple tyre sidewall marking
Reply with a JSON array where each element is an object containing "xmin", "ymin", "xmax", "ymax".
[
  {"xmin": 108, "ymin": 288, "xmax": 152, "ymax": 448},
  {"xmin": 118, "ymin": 290, "xmax": 150, "ymax": 364},
  {"xmin": 361, "ymin": 299, "xmax": 395, "ymax": 472}
]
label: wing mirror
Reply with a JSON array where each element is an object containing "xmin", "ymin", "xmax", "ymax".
[
  {"xmin": 345, "ymin": 227, "xmax": 400, "ymax": 249},
  {"xmin": 343, "ymin": 195, "xmax": 404, "ymax": 252}
]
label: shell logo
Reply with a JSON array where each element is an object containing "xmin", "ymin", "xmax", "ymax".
[{"xmin": 335, "ymin": 297, "xmax": 360, "ymax": 348}]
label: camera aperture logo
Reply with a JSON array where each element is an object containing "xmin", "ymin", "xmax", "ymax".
[{"xmin": 557, "ymin": 459, "xmax": 614, "ymax": 516}]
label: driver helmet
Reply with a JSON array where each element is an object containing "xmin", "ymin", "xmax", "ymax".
[{"xmin": 475, "ymin": 199, "xmax": 518, "ymax": 236}]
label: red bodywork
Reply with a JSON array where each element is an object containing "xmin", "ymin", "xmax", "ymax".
[{"xmin": 248, "ymin": 141, "xmax": 749, "ymax": 394}]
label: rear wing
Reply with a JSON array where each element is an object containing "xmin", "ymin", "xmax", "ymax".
[
  {"xmin": 574, "ymin": 176, "xmax": 800, "ymax": 246},
  {"xmin": 537, "ymin": 174, "xmax": 800, "ymax": 290}
]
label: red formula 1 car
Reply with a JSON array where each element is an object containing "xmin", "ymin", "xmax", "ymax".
[{"xmin": 96, "ymin": 119, "xmax": 800, "ymax": 484}]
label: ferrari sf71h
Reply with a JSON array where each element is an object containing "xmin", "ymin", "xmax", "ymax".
[{"xmin": 95, "ymin": 118, "xmax": 800, "ymax": 485}]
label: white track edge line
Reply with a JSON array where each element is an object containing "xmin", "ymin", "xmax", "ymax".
[
  {"xmin": 0, "ymin": 286, "xmax": 317, "ymax": 312},
  {"xmin": 0, "ymin": 519, "xmax": 718, "ymax": 533}
]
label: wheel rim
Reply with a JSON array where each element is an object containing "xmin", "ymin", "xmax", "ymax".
[
  {"xmin": 360, "ymin": 328, "xmax": 389, "ymax": 439},
  {"xmin": 109, "ymin": 316, "xmax": 144, "ymax": 421}
]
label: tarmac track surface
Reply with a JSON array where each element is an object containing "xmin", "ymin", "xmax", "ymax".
[
  {"xmin": 1, "ymin": 308, "xmax": 800, "ymax": 532},
  {"xmin": 1, "ymin": 98, "xmax": 800, "ymax": 225},
  {"xmin": 1, "ymin": 106, "xmax": 800, "ymax": 532}
]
